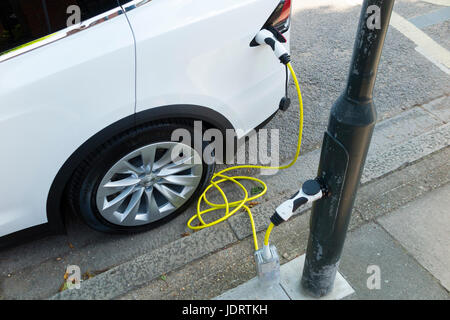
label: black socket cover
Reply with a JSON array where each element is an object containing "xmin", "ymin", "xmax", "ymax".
[{"xmin": 302, "ymin": 180, "xmax": 321, "ymax": 196}]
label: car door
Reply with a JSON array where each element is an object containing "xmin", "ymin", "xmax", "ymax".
[{"xmin": 0, "ymin": 0, "xmax": 135, "ymax": 237}]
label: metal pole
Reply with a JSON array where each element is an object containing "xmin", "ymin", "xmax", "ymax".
[{"xmin": 301, "ymin": 0, "xmax": 395, "ymax": 297}]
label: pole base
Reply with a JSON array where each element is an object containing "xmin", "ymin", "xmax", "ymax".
[
  {"xmin": 301, "ymin": 257, "xmax": 339, "ymax": 298},
  {"xmin": 215, "ymin": 254, "xmax": 354, "ymax": 300}
]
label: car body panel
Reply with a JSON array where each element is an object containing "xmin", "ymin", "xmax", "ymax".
[
  {"xmin": 0, "ymin": 12, "xmax": 135, "ymax": 236},
  {"xmin": 125, "ymin": 0, "xmax": 287, "ymax": 136}
]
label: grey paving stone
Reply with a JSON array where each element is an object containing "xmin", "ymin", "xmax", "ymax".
[
  {"xmin": 361, "ymin": 123, "xmax": 450, "ymax": 183},
  {"xmin": 340, "ymin": 223, "xmax": 449, "ymax": 299},
  {"xmin": 422, "ymin": 20, "xmax": 450, "ymax": 52},
  {"xmin": 51, "ymin": 222, "xmax": 237, "ymax": 300},
  {"xmin": 367, "ymin": 107, "xmax": 441, "ymax": 154},
  {"xmin": 421, "ymin": 95, "xmax": 450, "ymax": 123},
  {"xmin": 378, "ymin": 184, "xmax": 450, "ymax": 291},
  {"xmin": 355, "ymin": 146, "xmax": 450, "ymax": 222},
  {"xmin": 0, "ymin": 210, "xmax": 194, "ymax": 299},
  {"xmin": 393, "ymin": 0, "xmax": 442, "ymax": 20}
]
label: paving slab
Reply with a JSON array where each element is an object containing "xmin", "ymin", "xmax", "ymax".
[
  {"xmin": 378, "ymin": 184, "xmax": 450, "ymax": 291},
  {"xmin": 279, "ymin": 254, "xmax": 354, "ymax": 300},
  {"xmin": 393, "ymin": 0, "xmax": 442, "ymax": 19},
  {"xmin": 355, "ymin": 146, "xmax": 450, "ymax": 222},
  {"xmin": 51, "ymin": 222, "xmax": 237, "ymax": 300},
  {"xmin": 339, "ymin": 223, "xmax": 449, "ymax": 299},
  {"xmin": 215, "ymin": 254, "xmax": 354, "ymax": 300},
  {"xmin": 361, "ymin": 123, "xmax": 450, "ymax": 182},
  {"xmin": 421, "ymin": 95, "xmax": 450, "ymax": 123},
  {"xmin": 423, "ymin": 20, "xmax": 450, "ymax": 52}
]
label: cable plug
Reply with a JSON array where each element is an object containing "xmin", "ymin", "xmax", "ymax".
[
  {"xmin": 254, "ymin": 244, "xmax": 280, "ymax": 288},
  {"xmin": 271, "ymin": 179, "xmax": 325, "ymax": 226},
  {"xmin": 254, "ymin": 29, "xmax": 290, "ymax": 64}
]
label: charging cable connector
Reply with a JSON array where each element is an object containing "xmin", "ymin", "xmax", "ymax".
[
  {"xmin": 254, "ymin": 29, "xmax": 291, "ymax": 65},
  {"xmin": 271, "ymin": 179, "xmax": 326, "ymax": 226},
  {"xmin": 255, "ymin": 179, "xmax": 325, "ymax": 288}
]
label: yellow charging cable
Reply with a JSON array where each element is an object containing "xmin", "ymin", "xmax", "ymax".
[{"xmin": 187, "ymin": 62, "xmax": 303, "ymax": 251}]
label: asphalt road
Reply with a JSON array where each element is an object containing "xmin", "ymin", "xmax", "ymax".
[{"xmin": 1, "ymin": 0, "xmax": 449, "ymax": 299}]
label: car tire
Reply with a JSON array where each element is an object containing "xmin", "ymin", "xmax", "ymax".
[{"xmin": 66, "ymin": 119, "xmax": 215, "ymax": 233}]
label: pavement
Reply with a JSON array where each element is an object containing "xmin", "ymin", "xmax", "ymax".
[
  {"xmin": 117, "ymin": 150, "xmax": 450, "ymax": 301},
  {"xmin": 0, "ymin": 0, "xmax": 449, "ymax": 300},
  {"xmin": 216, "ymin": 181, "xmax": 450, "ymax": 300}
]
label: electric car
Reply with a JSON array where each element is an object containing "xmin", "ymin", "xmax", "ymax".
[{"xmin": 0, "ymin": 0, "xmax": 291, "ymax": 244}]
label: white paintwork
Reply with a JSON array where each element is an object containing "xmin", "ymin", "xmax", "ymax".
[
  {"xmin": 127, "ymin": 0, "xmax": 287, "ymax": 135},
  {"xmin": 0, "ymin": 0, "xmax": 289, "ymax": 237},
  {"xmin": 0, "ymin": 14, "xmax": 135, "ymax": 236},
  {"xmin": 215, "ymin": 254, "xmax": 355, "ymax": 300}
]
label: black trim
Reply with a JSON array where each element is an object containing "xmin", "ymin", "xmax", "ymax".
[
  {"xmin": 279, "ymin": 53, "xmax": 291, "ymax": 65},
  {"xmin": 279, "ymin": 97, "xmax": 290, "ymax": 111},
  {"xmin": 267, "ymin": 25, "xmax": 287, "ymax": 43},
  {"xmin": 254, "ymin": 108, "xmax": 279, "ymax": 132},
  {"xmin": 292, "ymin": 196, "xmax": 308, "ymax": 212},
  {"xmin": 0, "ymin": 223, "xmax": 56, "ymax": 249},
  {"xmin": 302, "ymin": 179, "xmax": 321, "ymax": 196},
  {"xmin": 270, "ymin": 212, "xmax": 284, "ymax": 226},
  {"xmin": 134, "ymin": 104, "xmax": 234, "ymax": 131},
  {"xmin": 264, "ymin": 38, "xmax": 276, "ymax": 50}
]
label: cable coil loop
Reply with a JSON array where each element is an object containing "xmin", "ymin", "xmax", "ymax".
[{"xmin": 187, "ymin": 63, "xmax": 303, "ymax": 250}]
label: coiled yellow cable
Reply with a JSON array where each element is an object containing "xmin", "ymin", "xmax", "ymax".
[{"xmin": 187, "ymin": 62, "xmax": 303, "ymax": 251}]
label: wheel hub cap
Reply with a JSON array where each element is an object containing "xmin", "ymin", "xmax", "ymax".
[{"xmin": 95, "ymin": 142, "xmax": 203, "ymax": 227}]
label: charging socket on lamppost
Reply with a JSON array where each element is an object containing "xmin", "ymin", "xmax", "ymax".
[{"xmin": 254, "ymin": 244, "xmax": 280, "ymax": 287}]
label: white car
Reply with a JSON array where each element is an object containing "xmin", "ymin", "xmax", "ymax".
[{"xmin": 0, "ymin": 0, "xmax": 291, "ymax": 244}]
